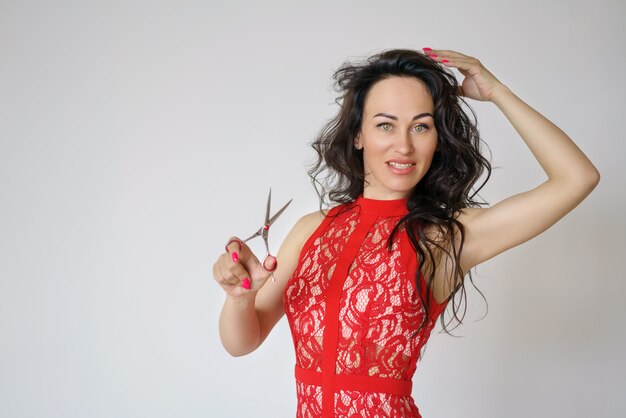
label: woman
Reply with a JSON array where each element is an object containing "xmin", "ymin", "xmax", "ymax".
[{"xmin": 212, "ymin": 48, "xmax": 599, "ymax": 417}]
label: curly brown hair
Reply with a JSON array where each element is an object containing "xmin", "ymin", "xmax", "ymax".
[{"xmin": 308, "ymin": 49, "xmax": 492, "ymax": 334}]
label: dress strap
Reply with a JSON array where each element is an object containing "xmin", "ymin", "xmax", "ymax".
[{"xmin": 320, "ymin": 211, "xmax": 378, "ymax": 417}]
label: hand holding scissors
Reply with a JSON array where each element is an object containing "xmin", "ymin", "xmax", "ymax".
[{"xmin": 216, "ymin": 189, "xmax": 292, "ymax": 292}]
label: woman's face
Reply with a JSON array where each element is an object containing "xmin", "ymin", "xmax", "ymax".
[{"xmin": 356, "ymin": 76, "xmax": 438, "ymax": 200}]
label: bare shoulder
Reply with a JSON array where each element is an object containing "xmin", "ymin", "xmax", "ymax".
[
  {"xmin": 286, "ymin": 209, "xmax": 327, "ymax": 250},
  {"xmin": 275, "ymin": 209, "xmax": 327, "ymax": 272},
  {"xmin": 298, "ymin": 209, "xmax": 327, "ymax": 229}
]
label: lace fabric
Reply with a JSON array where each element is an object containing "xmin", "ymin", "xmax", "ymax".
[{"xmin": 284, "ymin": 197, "xmax": 447, "ymax": 418}]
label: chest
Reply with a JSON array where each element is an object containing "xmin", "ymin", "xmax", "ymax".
[{"xmin": 284, "ymin": 212, "xmax": 425, "ymax": 336}]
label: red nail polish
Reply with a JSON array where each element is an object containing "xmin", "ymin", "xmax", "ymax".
[
  {"xmin": 232, "ymin": 252, "xmax": 239, "ymax": 263},
  {"xmin": 429, "ymin": 54, "xmax": 438, "ymax": 58},
  {"xmin": 422, "ymin": 47, "xmax": 432, "ymax": 52},
  {"xmin": 242, "ymin": 278, "xmax": 251, "ymax": 290},
  {"xmin": 442, "ymin": 59, "xmax": 449, "ymax": 63}
]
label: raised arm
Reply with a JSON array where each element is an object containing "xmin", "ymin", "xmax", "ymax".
[
  {"xmin": 213, "ymin": 211, "xmax": 324, "ymax": 356},
  {"xmin": 424, "ymin": 49, "xmax": 600, "ymax": 294}
]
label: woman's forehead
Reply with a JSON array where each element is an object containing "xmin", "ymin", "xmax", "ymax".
[{"xmin": 364, "ymin": 76, "xmax": 434, "ymax": 115}]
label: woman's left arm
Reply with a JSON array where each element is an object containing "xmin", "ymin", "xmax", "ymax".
[{"xmin": 427, "ymin": 49, "xmax": 601, "ymax": 271}]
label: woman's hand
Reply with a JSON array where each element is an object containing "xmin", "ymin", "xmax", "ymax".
[
  {"xmin": 212, "ymin": 237, "xmax": 276, "ymax": 298},
  {"xmin": 422, "ymin": 48, "xmax": 508, "ymax": 102}
]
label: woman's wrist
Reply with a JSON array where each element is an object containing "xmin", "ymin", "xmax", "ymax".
[
  {"xmin": 226, "ymin": 290, "xmax": 257, "ymax": 309},
  {"xmin": 489, "ymin": 83, "xmax": 514, "ymax": 105}
]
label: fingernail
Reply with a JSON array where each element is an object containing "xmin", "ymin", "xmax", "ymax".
[
  {"xmin": 429, "ymin": 54, "xmax": 438, "ymax": 58},
  {"xmin": 442, "ymin": 59, "xmax": 449, "ymax": 63},
  {"xmin": 231, "ymin": 252, "xmax": 239, "ymax": 263},
  {"xmin": 422, "ymin": 47, "xmax": 432, "ymax": 52},
  {"xmin": 241, "ymin": 278, "xmax": 251, "ymax": 290}
]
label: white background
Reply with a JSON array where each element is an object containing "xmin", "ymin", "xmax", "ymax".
[{"xmin": 1, "ymin": 0, "xmax": 624, "ymax": 417}]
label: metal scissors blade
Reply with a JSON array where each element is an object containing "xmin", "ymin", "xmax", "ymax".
[
  {"xmin": 267, "ymin": 198, "xmax": 293, "ymax": 227},
  {"xmin": 264, "ymin": 188, "xmax": 273, "ymax": 225},
  {"xmin": 243, "ymin": 189, "xmax": 292, "ymax": 243},
  {"xmin": 243, "ymin": 229, "xmax": 261, "ymax": 242}
]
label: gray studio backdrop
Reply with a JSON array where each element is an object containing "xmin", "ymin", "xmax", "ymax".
[{"xmin": 1, "ymin": 0, "xmax": 624, "ymax": 417}]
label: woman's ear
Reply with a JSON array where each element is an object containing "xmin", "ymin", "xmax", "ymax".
[{"xmin": 354, "ymin": 134, "xmax": 363, "ymax": 150}]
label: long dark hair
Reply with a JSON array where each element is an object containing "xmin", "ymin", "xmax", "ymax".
[{"xmin": 308, "ymin": 49, "xmax": 492, "ymax": 334}]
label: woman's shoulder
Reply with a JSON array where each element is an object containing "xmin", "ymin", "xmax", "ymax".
[
  {"xmin": 288, "ymin": 204, "xmax": 345, "ymax": 248},
  {"xmin": 292, "ymin": 209, "xmax": 327, "ymax": 238},
  {"xmin": 287, "ymin": 200, "xmax": 356, "ymax": 249},
  {"xmin": 296, "ymin": 200, "xmax": 354, "ymax": 228}
]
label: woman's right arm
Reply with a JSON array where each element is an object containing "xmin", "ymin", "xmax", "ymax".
[{"xmin": 213, "ymin": 211, "xmax": 325, "ymax": 357}]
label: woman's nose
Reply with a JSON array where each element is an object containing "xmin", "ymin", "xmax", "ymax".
[{"xmin": 396, "ymin": 131, "xmax": 415, "ymax": 154}]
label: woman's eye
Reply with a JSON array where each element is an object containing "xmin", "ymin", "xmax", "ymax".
[
  {"xmin": 413, "ymin": 124, "xmax": 427, "ymax": 133},
  {"xmin": 378, "ymin": 123, "xmax": 392, "ymax": 131}
]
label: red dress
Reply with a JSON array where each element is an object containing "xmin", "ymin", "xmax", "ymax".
[{"xmin": 283, "ymin": 196, "xmax": 449, "ymax": 418}]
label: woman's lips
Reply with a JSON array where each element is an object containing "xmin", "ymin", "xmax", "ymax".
[{"xmin": 387, "ymin": 160, "xmax": 416, "ymax": 174}]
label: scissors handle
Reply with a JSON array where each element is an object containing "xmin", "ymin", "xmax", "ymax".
[{"xmin": 262, "ymin": 254, "xmax": 277, "ymax": 281}]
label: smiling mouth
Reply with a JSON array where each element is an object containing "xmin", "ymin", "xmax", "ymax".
[{"xmin": 387, "ymin": 162, "xmax": 415, "ymax": 169}]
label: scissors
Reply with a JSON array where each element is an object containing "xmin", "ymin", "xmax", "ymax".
[{"xmin": 243, "ymin": 189, "xmax": 292, "ymax": 278}]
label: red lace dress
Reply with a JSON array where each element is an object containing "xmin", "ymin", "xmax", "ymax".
[{"xmin": 283, "ymin": 196, "xmax": 449, "ymax": 418}]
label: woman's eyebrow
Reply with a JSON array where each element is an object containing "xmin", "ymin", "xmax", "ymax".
[{"xmin": 373, "ymin": 112, "xmax": 434, "ymax": 120}]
